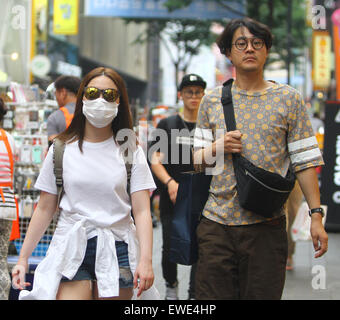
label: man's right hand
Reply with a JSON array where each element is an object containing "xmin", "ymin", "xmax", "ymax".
[{"xmin": 214, "ymin": 130, "xmax": 243, "ymax": 155}]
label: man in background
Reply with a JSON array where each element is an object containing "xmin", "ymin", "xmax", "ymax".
[
  {"xmin": 47, "ymin": 75, "xmax": 81, "ymax": 146},
  {"xmin": 150, "ymin": 74, "xmax": 206, "ymax": 300}
]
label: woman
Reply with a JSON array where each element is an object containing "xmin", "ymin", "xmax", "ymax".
[
  {"xmin": 0, "ymin": 98, "xmax": 18, "ymax": 300},
  {"xmin": 12, "ymin": 67, "xmax": 159, "ymax": 300}
]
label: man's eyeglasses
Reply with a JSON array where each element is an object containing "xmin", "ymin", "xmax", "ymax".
[
  {"xmin": 182, "ymin": 90, "xmax": 205, "ymax": 99},
  {"xmin": 232, "ymin": 37, "xmax": 265, "ymax": 51},
  {"xmin": 84, "ymin": 86, "xmax": 120, "ymax": 102}
]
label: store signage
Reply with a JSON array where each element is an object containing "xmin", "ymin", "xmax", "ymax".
[
  {"xmin": 312, "ymin": 31, "xmax": 331, "ymax": 89},
  {"xmin": 30, "ymin": 55, "xmax": 51, "ymax": 77},
  {"xmin": 306, "ymin": 0, "xmax": 313, "ymax": 27},
  {"xmin": 331, "ymin": 8, "xmax": 340, "ymax": 26},
  {"xmin": 321, "ymin": 102, "xmax": 340, "ymax": 232},
  {"xmin": 333, "ymin": 24, "xmax": 340, "ymax": 100},
  {"xmin": 84, "ymin": 0, "xmax": 245, "ymax": 19},
  {"xmin": 53, "ymin": 0, "xmax": 79, "ymax": 35},
  {"xmin": 57, "ymin": 61, "xmax": 82, "ymax": 77}
]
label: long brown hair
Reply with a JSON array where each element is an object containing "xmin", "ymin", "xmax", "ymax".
[{"xmin": 57, "ymin": 67, "xmax": 135, "ymax": 152}]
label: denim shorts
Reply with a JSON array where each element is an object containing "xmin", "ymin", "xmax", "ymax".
[{"xmin": 61, "ymin": 237, "xmax": 134, "ymax": 288}]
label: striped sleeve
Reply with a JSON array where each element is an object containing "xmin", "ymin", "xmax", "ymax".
[
  {"xmin": 0, "ymin": 187, "xmax": 16, "ymax": 208},
  {"xmin": 287, "ymin": 90, "xmax": 324, "ymax": 172},
  {"xmin": 0, "ymin": 132, "xmax": 14, "ymax": 184}
]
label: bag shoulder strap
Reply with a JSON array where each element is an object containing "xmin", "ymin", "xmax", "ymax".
[
  {"xmin": 53, "ymin": 138, "xmax": 66, "ymax": 212},
  {"xmin": 221, "ymin": 78, "xmax": 236, "ymax": 132},
  {"xmin": 221, "ymin": 79, "xmax": 241, "ymax": 165}
]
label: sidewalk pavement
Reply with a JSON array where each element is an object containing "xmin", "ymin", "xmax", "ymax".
[
  {"xmin": 282, "ymin": 232, "xmax": 340, "ymax": 300},
  {"xmin": 152, "ymin": 222, "xmax": 340, "ymax": 300}
]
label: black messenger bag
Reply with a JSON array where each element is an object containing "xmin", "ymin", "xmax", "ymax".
[{"xmin": 221, "ymin": 79, "xmax": 296, "ymax": 218}]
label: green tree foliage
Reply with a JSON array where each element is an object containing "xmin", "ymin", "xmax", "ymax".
[
  {"xmin": 247, "ymin": 0, "xmax": 308, "ymax": 70},
  {"xmin": 125, "ymin": 17, "xmax": 218, "ymax": 101},
  {"xmin": 126, "ymin": 0, "xmax": 307, "ymax": 98},
  {"xmin": 162, "ymin": 0, "xmax": 308, "ymax": 67},
  {"xmin": 164, "ymin": 0, "xmax": 308, "ymax": 69}
]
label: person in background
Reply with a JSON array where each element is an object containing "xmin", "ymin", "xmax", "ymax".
[
  {"xmin": 0, "ymin": 98, "xmax": 18, "ymax": 300},
  {"xmin": 47, "ymin": 75, "xmax": 81, "ymax": 147},
  {"xmin": 285, "ymin": 181, "xmax": 303, "ymax": 270},
  {"xmin": 12, "ymin": 67, "xmax": 158, "ymax": 300},
  {"xmin": 311, "ymin": 112, "xmax": 324, "ymax": 134},
  {"xmin": 193, "ymin": 18, "xmax": 328, "ymax": 300},
  {"xmin": 286, "ymin": 111, "xmax": 324, "ymax": 271},
  {"xmin": 150, "ymin": 74, "xmax": 207, "ymax": 300}
]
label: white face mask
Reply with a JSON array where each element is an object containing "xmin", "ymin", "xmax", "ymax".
[{"xmin": 82, "ymin": 98, "xmax": 119, "ymax": 128}]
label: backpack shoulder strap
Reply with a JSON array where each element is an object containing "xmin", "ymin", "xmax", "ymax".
[
  {"xmin": 122, "ymin": 147, "xmax": 132, "ymax": 196},
  {"xmin": 53, "ymin": 138, "xmax": 66, "ymax": 213},
  {"xmin": 125, "ymin": 161, "xmax": 132, "ymax": 195}
]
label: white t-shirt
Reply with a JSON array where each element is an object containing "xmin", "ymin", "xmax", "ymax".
[
  {"xmin": 35, "ymin": 137, "xmax": 156, "ymax": 238},
  {"xmin": 19, "ymin": 137, "xmax": 161, "ymax": 300}
]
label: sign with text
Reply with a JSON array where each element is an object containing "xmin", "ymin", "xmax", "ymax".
[
  {"xmin": 57, "ymin": 60, "xmax": 82, "ymax": 77},
  {"xmin": 321, "ymin": 102, "xmax": 340, "ymax": 232},
  {"xmin": 85, "ymin": 0, "xmax": 245, "ymax": 20},
  {"xmin": 53, "ymin": 0, "xmax": 79, "ymax": 35},
  {"xmin": 312, "ymin": 31, "xmax": 331, "ymax": 89}
]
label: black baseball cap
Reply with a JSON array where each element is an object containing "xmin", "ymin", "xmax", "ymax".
[{"xmin": 178, "ymin": 74, "xmax": 207, "ymax": 91}]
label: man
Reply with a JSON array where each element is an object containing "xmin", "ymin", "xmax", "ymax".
[
  {"xmin": 47, "ymin": 75, "xmax": 81, "ymax": 146},
  {"xmin": 193, "ymin": 18, "xmax": 328, "ymax": 300},
  {"xmin": 150, "ymin": 74, "xmax": 207, "ymax": 300}
]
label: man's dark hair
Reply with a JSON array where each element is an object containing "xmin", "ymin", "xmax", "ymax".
[
  {"xmin": 216, "ymin": 18, "xmax": 273, "ymax": 55},
  {"xmin": 0, "ymin": 98, "xmax": 7, "ymax": 122},
  {"xmin": 54, "ymin": 75, "xmax": 81, "ymax": 95}
]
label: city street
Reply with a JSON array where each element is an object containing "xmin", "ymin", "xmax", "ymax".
[
  {"xmin": 152, "ymin": 221, "xmax": 340, "ymax": 300},
  {"xmin": 2, "ymin": 0, "xmax": 340, "ymax": 304}
]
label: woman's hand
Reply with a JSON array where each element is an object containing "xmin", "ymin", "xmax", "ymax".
[
  {"xmin": 12, "ymin": 259, "xmax": 31, "ymax": 290},
  {"xmin": 133, "ymin": 258, "xmax": 154, "ymax": 298},
  {"xmin": 130, "ymin": 190, "xmax": 154, "ymax": 297}
]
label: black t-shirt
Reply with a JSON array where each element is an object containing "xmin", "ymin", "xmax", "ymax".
[{"xmin": 149, "ymin": 114, "xmax": 196, "ymax": 187}]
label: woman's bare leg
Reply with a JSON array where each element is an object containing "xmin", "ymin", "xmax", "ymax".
[
  {"xmin": 56, "ymin": 280, "xmax": 93, "ymax": 300},
  {"xmin": 93, "ymin": 283, "xmax": 133, "ymax": 300}
]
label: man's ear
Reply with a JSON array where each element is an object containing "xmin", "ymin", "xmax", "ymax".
[
  {"xmin": 265, "ymin": 47, "xmax": 270, "ymax": 59},
  {"xmin": 177, "ymin": 91, "xmax": 182, "ymax": 101},
  {"xmin": 61, "ymin": 88, "xmax": 68, "ymax": 98},
  {"xmin": 225, "ymin": 49, "xmax": 232, "ymax": 64}
]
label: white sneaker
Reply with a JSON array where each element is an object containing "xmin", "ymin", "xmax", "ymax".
[{"xmin": 165, "ymin": 283, "xmax": 179, "ymax": 300}]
